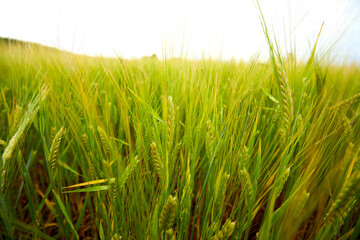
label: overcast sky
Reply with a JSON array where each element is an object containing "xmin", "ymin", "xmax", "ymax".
[{"xmin": 1, "ymin": 0, "xmax": 359, "ymax": 63}]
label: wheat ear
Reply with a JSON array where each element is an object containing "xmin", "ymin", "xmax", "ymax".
[
  {"xmin": 331, "ymin": 93, "xmax": 360, "ymax": 110},
  {"xmin": 150, "ymin": 142, "xmax": 163, "ymax": 181},
  {"xmin": 167, "ymin": 96, "xmax": 175, "ymax": 151},
  {"xmin": 1, "ymin": 97, "xmax": 39, "ymax": 194},
  {"xmin": 0, "ymin": 139, "xmax": 6, "ymax": 147},
  {"xmin": 239, "ymin": 168, "xmax": 253, "ymax": 205},
  {"xmin": 159, "ymin": 195, "xmax": 177, "ymax": 231},
  {"xmin": 276, "ymin": 68, "xmax": 293, "ymax": 145},
  {"xmin": 324, "ymin": 171, "xmax": 360, "ymax": 225},
  {"xmin": 108, "ymin": 178, "xmax": 117, "ymax": 200},
  {"xmin": 2, "ymin": 101, "xmax": 38, "ymax": 166},
  {"xmin": 180, "ymin": 154, "xmax": 192, "ymax": 205},
  {"xmin": 1, "ymin": 170, "xmax": 7, "ymax": 195},
  {"xmin": 333, "ymin": 197, "xmax": 357, "ymax": 229},
  {"xmin": 206, "ymin": 120, "xmax": 215, "ymax": 159},
  {"xmin": 276, "ymin": 167, "xmax": 290, "ymax": 198},
  {"xmin": 239, "ymin": 146, "xmax": 249, "ymax": 170},
  {"xmin": 165, "ymin": 229, "xmax": 176, "ymax": 240},
  {"xmin": 214, "ymin": 169, "xmax": 230, "ymax": 209},
  {"xmin": 292, "ymin": 189, "xmax": 310, "ymax": 215},
  {"xmin": 81, "ymin": 132, "xmax": 95, "ymax": 178},
  {"xmin": 212, "ymin": 219, "xmax": 236, "ymax": 240},
  {"xmin": 344, "ymin": 142, "xmax": 354, "ymax": 163},
  {"xmin": 119, "ymin": 156, "xmax": 140, "ymax": 191},
  {"xmin": 49, "ymin": 127, "xmax": 66, "ymax": 170},
  {"xmin": 9, "ymin": 105, "xmax": 22, "ymax": 136},
  {"xmin": 112, "ymin": 233, "xmax": 122, "ymax": 240},
  {"xmin": 50, "ymin": 126, "xmax": 57, "ymax": 142},
  {"xmin": 97, "ymin": 126, "xmax": 111, "ymax": 156},
  {"xmin": 82, "ymin": 133, "xmax": 90, "ymax": 153}
]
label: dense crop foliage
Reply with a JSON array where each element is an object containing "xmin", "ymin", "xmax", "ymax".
[{"xmin": 0, "ymin": 33, "xmax": 360, "ymax": 239}]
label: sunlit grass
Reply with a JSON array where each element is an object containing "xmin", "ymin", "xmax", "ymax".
[{"xmin": 0, "ymin": 22, "xmax": 360, "ymax": 240}]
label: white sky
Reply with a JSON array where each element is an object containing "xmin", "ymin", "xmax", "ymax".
[{"xmin": 1, "ymin": 0, "xmax": 359, "ymax": 62}]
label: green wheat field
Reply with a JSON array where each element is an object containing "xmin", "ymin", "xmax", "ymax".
[{"xmin": 1, "ymin": 16, "xmax": 360, "ymax": 240}]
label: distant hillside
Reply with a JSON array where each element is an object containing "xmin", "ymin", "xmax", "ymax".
[
  {"xmin": 0, "ymin": 37, "xmax": 103, "ymax": 59},
  {"xmin": 0, "ymin": 37, "xmax": 60, "ymax": 50},
  {"xmin": 0, "ymin": 37, "xmax": 156, "ymax": 61},
  {"xmin": 0, "ymin": 37, "xmax": 29, "ymax": 45}
]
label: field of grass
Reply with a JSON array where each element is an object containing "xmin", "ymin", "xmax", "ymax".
[{"xmin": 1, "ymin": 21, "xmax": 360, "ymax": 239}]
